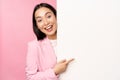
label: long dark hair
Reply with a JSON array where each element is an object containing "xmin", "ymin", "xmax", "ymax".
[{"xmin": 32, "ymin": 3, "xmax": 56, "ymax": 40}]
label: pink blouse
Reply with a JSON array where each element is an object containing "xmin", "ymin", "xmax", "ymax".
[{"xmin": 26, "ymin": 37, "xmax": 58, "ymax": 80}]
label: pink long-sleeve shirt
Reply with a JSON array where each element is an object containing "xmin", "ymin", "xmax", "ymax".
[{"xmin": 26, "ymin": 37, "xmax": 59, "ymax": 80}]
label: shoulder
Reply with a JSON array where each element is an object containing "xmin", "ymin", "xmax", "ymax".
[
  {"xmin": 27, "ymin": 38, "xmax": 48, "ymax": 46},
  {"xmin": 27, "ymin": 39, "xmax": 38, "ymax": 46},
  {"xmin": 28, "ymin": 39, "xmax": 39, "ymax": 46},
  {"xmin": 27, "ymin": 39, "xmax": 40, "ymax": 54}
]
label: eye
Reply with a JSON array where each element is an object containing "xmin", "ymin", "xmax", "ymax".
[
  {"xmin": 48, "ymin": 15, "xmax": 51, "ymax": 18},
  {"xmin": 47, "ymin": 14, "xmax": 52, "ymax": 18},
  {"xmin": 37, "ymin": 19, "xmax": 42, "ymax": 22}
]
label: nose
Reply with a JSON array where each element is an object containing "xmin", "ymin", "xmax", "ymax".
[{"xmin": 43, "ymin": 19, "xmax": 49, "ymax": 26}]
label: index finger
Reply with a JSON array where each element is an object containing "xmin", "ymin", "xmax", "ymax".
[{"xmin": 66, "ymin": 58, "xmax": 74, "ymax": 65}]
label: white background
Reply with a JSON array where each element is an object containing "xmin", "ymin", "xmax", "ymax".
[{"xmin": 57, "ymin": 0, "xmax": 120, "ymax": 80}]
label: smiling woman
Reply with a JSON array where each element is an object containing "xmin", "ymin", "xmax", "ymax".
[
  {"xmin": 35, "ymin": 7, "xmax": 57, "ymax": 40},
  {"xmin": 25, "ymin": 3, "xmax": 74, "ymax": 80}
]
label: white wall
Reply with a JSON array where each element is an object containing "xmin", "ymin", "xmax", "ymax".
[{"xmin": 57, "ymin": 0, "xmax": 120, "ymax": 80}]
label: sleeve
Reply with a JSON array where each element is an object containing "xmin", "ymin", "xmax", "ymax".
[{"xmin": 25, "ymin": 42, "xmax": 58, "ymax": 80}]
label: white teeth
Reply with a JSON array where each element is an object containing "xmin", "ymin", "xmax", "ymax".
[{"xmin": 46, "ymin": 26, "xmax": 51, "ymax": 30}]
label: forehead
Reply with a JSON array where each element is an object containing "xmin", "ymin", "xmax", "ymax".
[{"xmin": 35, "ymin": 7, "xmax": 53, "ymax": 17}]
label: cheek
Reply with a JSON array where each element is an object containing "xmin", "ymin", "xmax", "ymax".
[
  {"xmin": 54, "ymin": 20, "xmax": 57, "ymax": 27},
  {"xmin": 50, "ymin": 17, "xmax": 56, "ymax": 23},
  {"xmin": 38, "ymin": 26, "xmax": 44, "ymax": 31},
  {"xmin": 54, "ymin": 21, "xmax": 57, "ymax": 28},
  {"xmin": 37, "ymin": 23, "xmax": 43, "ymax": 29}
]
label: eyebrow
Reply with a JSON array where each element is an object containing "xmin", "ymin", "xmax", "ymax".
[{"xmin": 35, "ymin": 12, "xmax": 52, "ymax": 19}]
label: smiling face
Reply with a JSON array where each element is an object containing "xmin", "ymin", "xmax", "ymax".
[{"xmin": 35, "ymin": 7, "xmax": 57, "ymax": 40}]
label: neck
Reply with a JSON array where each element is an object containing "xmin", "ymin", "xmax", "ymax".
[{"xmin": 48, "ymin": 35, "xmax": 57, "ymax": 40}]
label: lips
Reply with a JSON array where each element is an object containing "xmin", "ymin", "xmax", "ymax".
[{"xmin": 45, "ymin": 25, "xmax": 53, "ymax": 32}]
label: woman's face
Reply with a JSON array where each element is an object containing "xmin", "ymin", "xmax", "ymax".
[{"xmin": 35, "ymin": 7, "xmax": 57, "ymax": 39}]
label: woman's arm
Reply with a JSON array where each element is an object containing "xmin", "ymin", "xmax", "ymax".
[{"xmin": 26, "ymin": 42, "xmax": 58, "ymax": 80}]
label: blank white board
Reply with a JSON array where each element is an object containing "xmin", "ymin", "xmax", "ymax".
[{"xmin": 57, "ymin": 0, "xmax": 120, "ymax": 80}]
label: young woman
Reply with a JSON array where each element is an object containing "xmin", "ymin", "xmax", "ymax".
[{"xmin": 26, "ymin": 3, "xmax": 74, "ymax": 80}]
